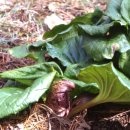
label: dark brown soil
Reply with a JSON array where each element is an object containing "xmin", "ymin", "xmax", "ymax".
[{"xmin": 86, "ymin": 103, "xmax": 130, "ymax": 130}]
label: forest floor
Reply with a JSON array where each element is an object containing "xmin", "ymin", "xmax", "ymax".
[{"xmin": 0, "ymin": 0, "xmax": 130, "ymax": 130}]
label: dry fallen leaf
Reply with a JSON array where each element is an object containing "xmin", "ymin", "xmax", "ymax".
[{"xmin": 44, "ymin": 13, "xmax": 67, "ymax": 29}]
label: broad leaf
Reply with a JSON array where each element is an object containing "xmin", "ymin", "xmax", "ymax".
[
  {"xmin": 69, "ymin": 63, "xmax": 130, "ymax": 117},
  {"xmin": 9, "ymin": 44, "xmax": 29, "ymax": 58},
  {"xmin": 9, "ymin": 40, "xmax": 45, "ymax": 62},
  {"xmin": 49, "ymin": 26, "xmax": 79, "ymax": 43},
  {"xmin": 119, "ymin": 50, "xmax": 130, "ymax": 77},
  {"xmin": 78, "ymin": 22, "xmax": 114, "ymax": 36},
  {"xmin": 46, "ymin": 35, "xmax": 93, "ymax": 66},
  {"xmin": 0, "ymin": 62, "xmax": 62, "ymax": 85},
  {"xmin": 71, "ymin": 8, "xmax": 103, "ymax": 25},
  {"xmin": 64, "ymin": 64, "xmax": 80, "ymax": 79},
  {"xmin": 43, "ymin": 9, "xmax": 103, "ymax": 39},
  {"xmin": 121, "ymin": 0, "xmax": 130, "ymax": 25},
  {"xmin": 83, "ymin": 34, "xmax": 130, "ymax": 61},
  {"xmin": 0, "ymin": 72, "xmax": 56, "ymax": 118},
  {"xmin": 105, "ymin": 0, "xmax": 126, "ymax": 25},
  {"xmin": 64, "ymin": 64, "xmax": 99, "ymax": 95}
]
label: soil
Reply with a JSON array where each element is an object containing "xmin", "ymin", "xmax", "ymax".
[
  {"xmin": 87, "ymin": 103, "xmax": 130, "ymax": 130},
  {"xmin": 0, "ymin": 0, "xmax": 130, "ymax": 130}
]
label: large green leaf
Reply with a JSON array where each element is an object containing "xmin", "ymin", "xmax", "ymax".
[
  {"xmin": 119, "ymin": 50, "xmax": 130, "ymax": 77},
  {"xmin": 48, "ymin": 26, "xmax": 79, "ymax": 43},
  {"xmin": 63, "ymin": 64, "xmax": 99, "ymax": 95},
  {"xmin": 8, "ymin": 40, "xmax": 45, "ymax": 62},
  {"xmin": 78, "ymin": 22, "xmax": 114, "ymax": 36},
  {"xmin": 71, "ymin": 8, "xmax": 103, "ymax": 25},
  {"xmin": 46, "ymin": 35, "xmax": 93, "ymax": 66},
  {"xmin": 0, "ymin": 72, "xmax": 56, "ymax": 118},
  {"xmin": 83, "ymin": 34, "xmax": 130, "ymax": 61},
  {"xmin": 47, "ymin": 29, "xmax": 130, "ymax": 65},
  {"xmin": 43, "ymin": 9, "xmax": 103, "ymax": 39},
  {"xmin": 105, "ymin": 0, "xmax": 126, "ymax": 25},
  {"xmin": 121, "ymin": 0, "xmax": 130, "ymax": 25},
  {"xmin": 0, "ymin": 62, "xmax": 62, "ymax": 86},
  {"xmin": 0, "ymin": 62, "xmax": 62, "ymax": 79},
  {"xmin": 64, "ymin": 64, "xmax": 80, "ymax": 79},
  {"xmin": 9, "ymin": 44, "xmax": 29, "ymax": 58},
  {"xmin": 45, "ymin": 18, "xmax": 116, "ymax": 65},
  {"xmin": 69, "ymin": 63, "xmax": 130, "ymax": 117}
]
